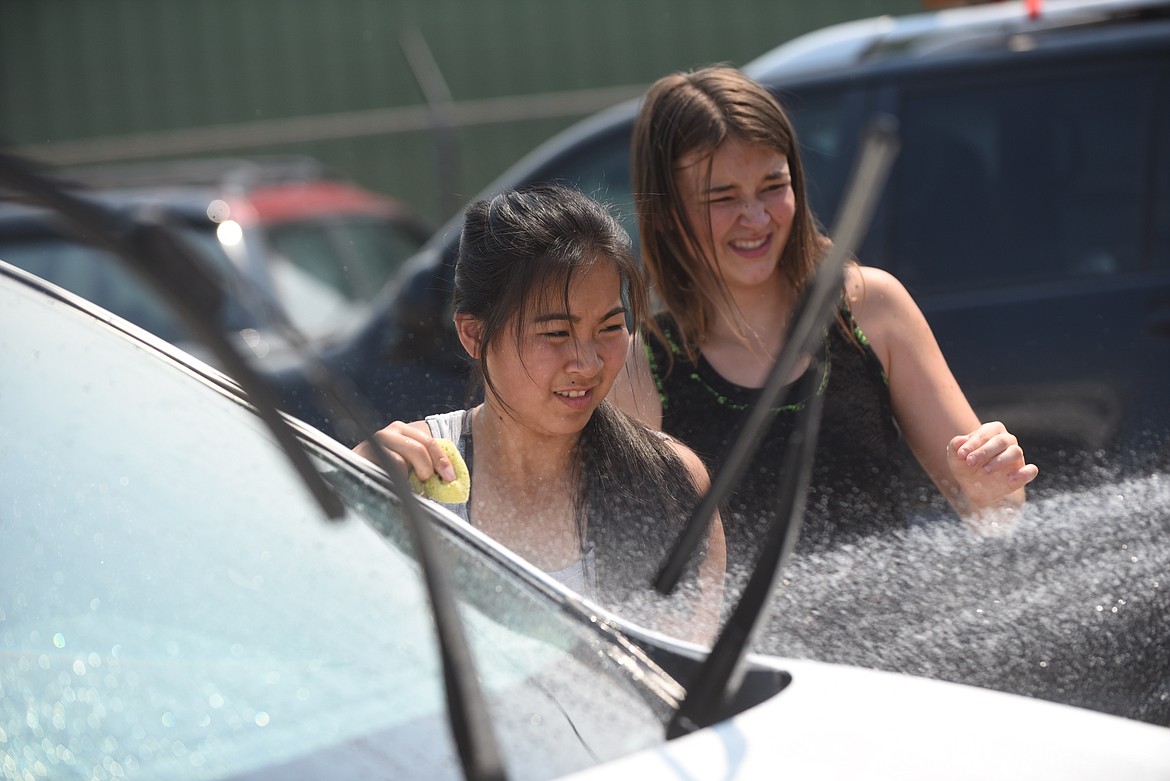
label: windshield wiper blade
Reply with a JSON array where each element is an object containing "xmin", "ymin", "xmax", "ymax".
[
  {"xmin": 655, "ymin": 117, "xmax": 900, "ymax": 738},
  {"xmin": 0, "ymin": 148, "xmax": 508, "ymax": 781}
]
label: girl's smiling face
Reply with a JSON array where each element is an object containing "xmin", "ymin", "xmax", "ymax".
[
  {"xmin": 676, "ymin": 136, "xmax": 797, "ymax": 293},
  {"xmin": 470, "ymin": 259, "xmax": 630, "ymax": 439}
]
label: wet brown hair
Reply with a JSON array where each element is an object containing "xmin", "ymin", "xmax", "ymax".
[{"xmin": 631, "ymin": 66, "xmax": 827, "ymax": 362}]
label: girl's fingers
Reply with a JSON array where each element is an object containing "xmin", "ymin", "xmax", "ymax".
[
  {"xmin": 1009, "ymin": 463, "xmax": 1040, "ymax": 485},
  {"xmin": 385, "ymin": 425, "xmax": 456, "ymax": 482},
  {"xmin": 357, "ymin": 423, "xmax": 459, "ymax": 483},
  {"xmin": 955, "ymin": 425, "xmax": 1021, "ymax": 469},
  {"xmin": 425, "ymin": 439, "xmax": 457, "ymax": 483},
  {"xmin": 366, "ymin": 423, "xmax": 441, "ymax": 479},
  {"xmin": 979, "ymin": 442, "xmax": 1025, "ymax": 473}
]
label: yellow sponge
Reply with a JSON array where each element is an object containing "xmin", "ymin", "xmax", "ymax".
[{"xmin": 408, "ymin": 438, "xmax": 471, "ymax": 504}]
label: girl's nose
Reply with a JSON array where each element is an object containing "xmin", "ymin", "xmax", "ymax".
[
  {"xmin": 740, "ymin": 197, "xmax": 768, "ymax": 225},
  {"xmin": 568, "ymin": 339, "xmax": 603, "ymax": 376}
]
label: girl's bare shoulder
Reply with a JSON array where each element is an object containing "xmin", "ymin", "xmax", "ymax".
[
  {"xmin": 844, "ymin": 265, "xmax": 924, "ymax": 325},
  {"xmin": 844, "ymin": 264, "xmax": 910, "ymax": 306},
  {"xmin": 664, "ymin": 436, "xmax": 712, "ymax": 491}
]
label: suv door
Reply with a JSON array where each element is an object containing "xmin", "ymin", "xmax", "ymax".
[{"xmin": 844, "ymin": 50, "xmax": 1170, "ymax": 484}]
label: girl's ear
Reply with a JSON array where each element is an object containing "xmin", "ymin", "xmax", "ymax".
[{"xmin": 454, "ymin": 313, "xmax": 483, "ymax": 359}]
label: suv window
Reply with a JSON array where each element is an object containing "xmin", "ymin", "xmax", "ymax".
[
  {"xmin": 1157, "ymin": 75, "xmax": 1170, "ymax": 270},
  {"xmin": 890, "ymin": 63, "xmax": 1159, "ymax": 292},
  {"xmin": 780, "ymin": 90, "xmax": 853, "ymax": 230},
  {"xmin": 536, "ymin": 129, "xmax": 640, "ymax": 241},
  {"xmin": 267, "ymin": 216, "xmax": 424, "ymax": 302}
]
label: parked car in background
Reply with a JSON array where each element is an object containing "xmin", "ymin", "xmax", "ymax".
[
  {"xmin": 0, "ymin": 186, "xmax": 288, "ymax": 366},
  {"xmin": 65, "ymin": 156, "xmax": 434, "ymax": 336},
  {"xmin": 5, "ymin": 225, "xmax": 1170, "ymax": 779},
  {"xmin": 0, "ymin": 155, "xmax": 432, "ymax": 369},
  {"xmin": 268, "ymin": 0, "xmax": 1170, "ymax": 486}
]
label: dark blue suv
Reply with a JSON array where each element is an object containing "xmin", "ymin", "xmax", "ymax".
[{"xmin": 272, "ymin": 0, "xmax": 1170, "ymax": 488}]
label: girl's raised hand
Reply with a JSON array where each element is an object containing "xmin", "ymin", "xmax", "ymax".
[
  {"xmin": 946, "ymin": 420, "xmax": 1039, "ymax": 517},
  {"xmin": 354, "ymin": 420, "xmax": 458, "ymax": 483}
]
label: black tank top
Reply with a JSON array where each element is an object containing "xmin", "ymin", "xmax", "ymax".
[{"xmin": 645, "ymin": 304, "xmax": 919, "ymax": 574}]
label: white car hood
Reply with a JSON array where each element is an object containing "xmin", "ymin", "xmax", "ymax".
[{"xmin": 565, "ymin": 656, "xmax": 1170, "ymax": 780}]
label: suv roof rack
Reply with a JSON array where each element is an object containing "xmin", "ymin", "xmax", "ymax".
[
  {"xmin": 863, "ymin": 0, "xmax": 1170, "ymax": 61},
  {"xmin": 746, "ymin": 0, "xmax": 1170, "ymax": 79}
]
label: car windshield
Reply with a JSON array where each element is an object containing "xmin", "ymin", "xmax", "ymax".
[{"xmin": 0, "ymin": 271, "xmax": 679, "ymax": 781}]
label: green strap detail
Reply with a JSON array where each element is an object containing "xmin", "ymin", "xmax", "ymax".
[
  {"xmin": 649, "ymin": 324, "xmax": 832, "ymax": 414},
  {"xmin": 849, "ymin": 311, "xmax": 888, "ymax": 386},
  {"xmin": 642, "ymin": 331, "xmax": 671, "ymax": 410}
]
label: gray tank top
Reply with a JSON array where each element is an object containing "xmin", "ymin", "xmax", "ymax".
[{"xmin": 423, "ymin": 409, "xmax": 599, "ymax": 597}]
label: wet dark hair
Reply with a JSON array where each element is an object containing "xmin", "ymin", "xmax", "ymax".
[
  {"xmin": 453, "ymin": 184, "xmax": 704, "ymax": 598},
  {"xmin": 631, "ymin": 66, "xmax": 828, "ymax": 362},
  {"xmin": 454, "ymin": 183, "xmax": 646, "ymax": 407}
]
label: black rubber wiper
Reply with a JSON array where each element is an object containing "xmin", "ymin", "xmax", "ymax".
[
  {"xmin": 653, "ymin": 117, "xmax": 900, "ymax": 738},
  {"xmin": 0, "ymin": 149, "xmax": 507, "ymax": 781}
]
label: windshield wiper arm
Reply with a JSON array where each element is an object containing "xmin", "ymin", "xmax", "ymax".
[{"xmin": 655, "ymin": 117, "xmax": 900, "ymax": 737}]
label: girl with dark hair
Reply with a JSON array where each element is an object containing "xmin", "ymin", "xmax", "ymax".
[
  {"xmin": 356, "ymin": 184, "xmax": 725, "ymax": 641},
  {"xmin": 612, "ymin": 66, "xmax": 1038, "ymax": 576}
]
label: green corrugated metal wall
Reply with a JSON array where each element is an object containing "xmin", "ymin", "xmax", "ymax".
[{"xmin": 1, "ymin": 0, "xmax": 921, "ymax": 222}]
